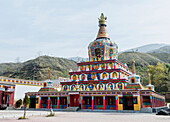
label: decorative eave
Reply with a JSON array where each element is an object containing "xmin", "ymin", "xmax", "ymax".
[
  {"xmin": 77, "ymin": 59, "xmax": 128, "ymax": 69},
  {"xmin": 39, "ymin": 87, "xmax": 56, "ymax": 92},
  {"xmin": 69, "ymin": 68, "xmax": 131, "ymax": 76},
  {"xmin": 124, "ymin": 84, "xmax": 143, "ymax": 90},
  {"xmin": 60, "ymin": 79, "xmax": 128, "ymax": 85}
]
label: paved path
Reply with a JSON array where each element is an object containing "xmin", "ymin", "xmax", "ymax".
[
  {"xmin": 0, "ymin": 110, "xmax": 49, "ymax": 119},
  {"xmin": 0, "ymin": 110, "xmax": 170, "ymax": 122}
]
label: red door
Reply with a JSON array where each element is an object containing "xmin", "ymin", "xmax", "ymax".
[{"xmin": 70, "ymin": 95, "xmax": 79, "ymax": 107}]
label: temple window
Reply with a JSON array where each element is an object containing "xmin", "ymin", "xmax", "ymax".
[
  {"xmin": 95, "ymin": 48, "xmax": 101, "ymax": 60},
  {"xmin": 131, "ymin": 78, "xmax": 135, "ymax": 83}
]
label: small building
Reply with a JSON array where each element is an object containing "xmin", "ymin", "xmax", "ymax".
[
  {"xmin": 26, "ymin": 13, "xmax": 166, "ymax": 111},
  {"xmin": 0, "ymin": 83, "xmax": 15, "ymax": 107}
]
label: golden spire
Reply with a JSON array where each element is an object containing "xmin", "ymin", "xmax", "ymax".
[
  {"xmin": 98, "ymin": 13, "xmax": 107, "ymax": 25},
  {"xmin": 148, "ymin": 73, "xmax": 151, "ymax": 84},
  {"xmin": 96, "ymin": 13, "xmax": 109, "ymax": 39},
  {"xmin": 47, "ymin": 67, "xmax": 50, "ymax": 79},
  {"xmin": 132, "ymin": 59, "xmax": 136, "ymax": 74}
]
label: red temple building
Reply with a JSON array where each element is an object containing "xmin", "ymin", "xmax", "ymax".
[
  {"xmin": 27, "ymin": 13, "xmax": 166, "ymax": 112},
  {"xmin": 0, "ymin": 83, "xmax": 15, "ymax": 108}
]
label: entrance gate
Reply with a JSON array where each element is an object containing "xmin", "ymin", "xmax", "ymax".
[
  {"xmin": 70, "ymin": 94, "xmax": 79, "ymax": 107},
  {"xmin": 123, "ymin": 95, "xmax": 134, "ymax": 110}
]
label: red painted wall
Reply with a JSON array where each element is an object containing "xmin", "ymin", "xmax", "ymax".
[{"xmin": 0, "ymin": 91, "xmax": 3, "ymax": 105}]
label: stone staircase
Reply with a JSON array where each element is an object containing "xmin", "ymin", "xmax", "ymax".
[{"xmin": 64, "ymin": 107, "xmax": 79, "ymax": 112}]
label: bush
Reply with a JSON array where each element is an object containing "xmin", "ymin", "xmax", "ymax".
[{"xmin": 15, "ymin": 99, "xmax": 22, "ymax": 108}]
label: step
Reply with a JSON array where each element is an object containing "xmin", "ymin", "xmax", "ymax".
[{"xmin": 64, "ymin": 107, "xmax": 79, "ymax": 112}]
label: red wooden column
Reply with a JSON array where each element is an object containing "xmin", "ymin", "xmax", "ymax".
[
  {"xmin": 81, "ymin": 96, "xmax": 83, "ymax": 109},
  {"xmin": 92, "ymin": 96, "xmax": 94, "ymax": 110},
  {"xmin": 47, "ymin": 97, "xmax": 50, "ymax": 109},
  {"xmin": 140, "ymin": 96, "xmax": 143, "ymax": 108},
  {"xmin": 150, "ymin": 96, "xmax": 152, "ymax": 108},
  {"xmin": 67, "ymin": 96, "xmax": 69, "ymax": 108},
  {"xmin": 3, "ymin": 94, "xmax": 6, "ymax": 104},
  {"xmin": 57, "ymin": 97, "xmax": 59, "ymax": 109},
  {"xmin": 116, "ymin": 96, "xmax": 118, "ymax": 110},
  {"xmin": 39, "ymin": 97, "xmax": 41, "ymax": 109},
  {"xmin": 103, "ymin": 96, "xmax": 105, "ymax": 110}
]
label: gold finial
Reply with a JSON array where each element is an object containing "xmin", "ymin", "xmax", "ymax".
[
  {"xmin": 98, "ymin": 13, "xmax": 107, "ymax": 26},
  {"xmin": 96, "ymin": 13, "xmax": 109, "ymax": 39},
  {"xmin": 47, "ymin": 67, "xmax": 50, "ymax": 79},
  {"xmin": 148, "ymin": 73, "xmax": 151, "ymax": 84},
  {"xmin": 132, "ymin": 58, "xmax": 136, "ymax": 74}
]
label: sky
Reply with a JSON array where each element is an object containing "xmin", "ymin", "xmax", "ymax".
[{"xmin": 0, "ymin": 0, "xmax": 170, "ymax": 63}]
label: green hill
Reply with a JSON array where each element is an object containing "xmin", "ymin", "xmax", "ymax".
[
  {"xmin": 0, "ymin": 56, "xmax": 77, "ymax": 81},
  {"xmin": 118, "ymin": 52, "xmax": 170, "ymax": 66},
  {"xmin": 0, "ymin": 53, "xmax": 169, "ymax": 82}
]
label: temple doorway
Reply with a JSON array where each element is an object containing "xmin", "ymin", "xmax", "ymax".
[
  {"xmin": 123, "ymin": 95, "xmax": 134, "ymax": 110},
  {"xmin": 83, "ymin": 96, "xmax": 92, "ymax": 109},
  {"xmin": 70, "ymin": 94, "xmax": 79, "ymax": 107},
  {"xmin": 29, "ymin": 97, "xmax": 36, "ymax": 108},
  {"xmin": 106, "ymin": 96, "xmax": 116, "ymax": 110},
  {"xmin": 95, "ymin": 96, "xmax": 103, "ymax": 109}
]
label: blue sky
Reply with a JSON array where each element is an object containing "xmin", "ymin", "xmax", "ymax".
[{"xmin": 0, "ymin": 0, "xmax": 170, "ymax": 63}]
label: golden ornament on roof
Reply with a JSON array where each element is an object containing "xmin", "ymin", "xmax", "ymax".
[{"xmin": 98, "ymin": 13, "xmax": 107, "ymax": 25}]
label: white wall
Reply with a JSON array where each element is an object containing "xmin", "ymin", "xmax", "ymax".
[{"xmin": 14, "ymin": 85, "xmax": 40, "ymax": 100}]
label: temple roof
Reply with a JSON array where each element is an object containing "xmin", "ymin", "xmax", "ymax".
[{"xmin": 125, "ymin": 84, "xmax": 143, "ymax": 90}]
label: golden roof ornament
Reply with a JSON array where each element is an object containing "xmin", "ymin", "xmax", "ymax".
[
  {"xmin": 47, "ymin": 67, "xmax": 50, "ymax": 79},
  {"xmin": 98, "ymin": 13, "xmax": 107, "ymax": 26},
  {"xmin": 148, "ymin": 73, "xmax": 151, "ymax": 85},
  {"xmin": 132, "ymin": 58, "xmax": 136, "ymax": 74},
  {"xmin": 96, "ymin": 13, "xmax": 109, "ymax": 39}
]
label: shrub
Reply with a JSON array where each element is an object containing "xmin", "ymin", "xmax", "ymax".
[{"xmin": 15, "ymin": 99, "xmax": 22, "ymax": 108}]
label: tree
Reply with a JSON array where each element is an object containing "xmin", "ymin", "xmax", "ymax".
[
  {"xmin": 23, "ymin": 94, "xmax": 30, "ymax": 119},
  {"xmin": 15, "ymin": 99, "xmax": 22, "ymax": 108},
  {"xmin": 147, "ymin": 62, "xmax": 169, "ymax": 93}
]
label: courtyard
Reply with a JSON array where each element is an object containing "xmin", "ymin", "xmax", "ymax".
[{"xmin": 0, "ymin": 110, "xmax": 170, "ymax": 122}]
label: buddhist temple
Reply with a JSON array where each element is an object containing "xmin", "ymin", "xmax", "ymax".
[{"xmin": 26, "ymin": 13, "xmax": 166, "ymax": 112}]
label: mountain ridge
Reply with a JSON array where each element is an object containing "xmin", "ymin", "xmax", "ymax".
[
  {"xmin": 0, "ymin": 52, "xmax": 169, "ymax": 81},
  {"xmin": 122, "ymin": 43, "xmax": 170, "ymax": 53}
]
